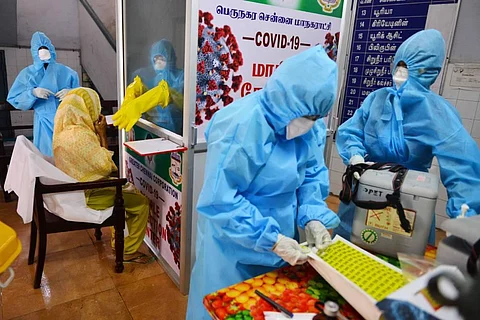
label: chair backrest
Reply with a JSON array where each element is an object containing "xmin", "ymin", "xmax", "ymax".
[
  {"xmin": 33, "ymin": 177, "xmax": 48, "ymax": 230},
  {"xmin": 7, "ymin": 136, "xmax": 115, "ymax": 224}
]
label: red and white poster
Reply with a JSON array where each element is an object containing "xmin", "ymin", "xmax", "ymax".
[{"xmin": 195, "ymin": 0, "xmax": 345, "ymax": 143}]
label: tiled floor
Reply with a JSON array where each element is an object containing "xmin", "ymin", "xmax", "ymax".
[
  {"xmin": 0, "ymin": 201, "xmax": 187, "ymax": 320},
  {"xmin": 0, "ymin": 196, "xmax": 444, "ymax": 320}
]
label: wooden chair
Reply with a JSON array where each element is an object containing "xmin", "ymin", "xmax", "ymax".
[{"xmin": 29, "ymin": 177, "xmax": 127, "ymax": 289}]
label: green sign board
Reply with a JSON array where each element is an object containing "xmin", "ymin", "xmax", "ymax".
[{"xmin": 245, "ymin": 0, "xmax": 344, "ymax": 18}]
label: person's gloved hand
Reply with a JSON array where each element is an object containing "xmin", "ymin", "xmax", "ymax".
[
  {"xmin": 113, "ymin": 80, "xmax": 170, "ymax": 131},
  {"xmin": 122, "ymin": 75, "xmax": 148, "ymax": 107},
  {"xmin": 32, "ymin": 88, "xmax": 54, "ymax": 99},
  {"xmin": 349, "ymin": 155, "xmax": 365, "ymax": 180},
  {"xmin": 458, "ymin": 204, "xmax": 470, "ymax": 219},
  {"xmin": 112, "ymin": 102, "xmax": 142, "ymax": 132},
  {"xmin": 272, "ymin": 234, "xmax": 308, "ymax": 266},
  {"xmin": 349, "ymin": 155, "xmax": 365, "ymax": 165},
  {"xmin": 305, "ymin": 221, "xmax": 332, "ymax": 251},
  {"xmin": 55, "ymin": 89, "xmax": 71, "ymax": 101}
]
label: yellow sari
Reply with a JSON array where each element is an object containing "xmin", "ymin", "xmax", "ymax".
[
  {"xmin": 53, "ymin": 88, "xmax": 116, "ymax": 182},
  {"xmin": 53, "ymin": 88, "xmax": 148, "ymax": 254}
]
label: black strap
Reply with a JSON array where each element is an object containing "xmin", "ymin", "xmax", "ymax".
[
  {"xmin": 467, "ymin": 239, "xmax": 480, "ymax": 276},
  {"xmin": 339, "ymin": 162, "xmax": 389, "ymax": 204},
  {"xmin": 387, "ymin": 168, "xmax": 412, "ymax": 233},
  {"xmin": 340, "ymin": 162, "xmax": 412, "ymax": 233}
]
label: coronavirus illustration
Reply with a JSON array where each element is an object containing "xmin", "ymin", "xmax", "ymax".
[
  {"xmin": 166, "ymin": 202, "xmax": 181, "ymax": 268},
  {"xmin": 196, "ymin": 10, "xmax": 244, "ymax": 125},
  {"xmin": 126, "ymin": 162, "xmax": 134, "ymax": 184},
  {"xmin": 324, "ymin": 32, "xmax": 340, "ymax": 62}
]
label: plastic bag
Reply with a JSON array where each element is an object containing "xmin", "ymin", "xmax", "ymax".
[{"xmin": 397, "ymin": 253, "xmax": 438, "ymax": 283}]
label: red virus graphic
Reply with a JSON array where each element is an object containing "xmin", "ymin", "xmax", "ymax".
[
  {"xmin": 196, "ymin": 10, "xmax": 244, "ymax": 125},
  {"xmin": 324, "ymin": 32, "xmax": 340, "ymax": 62},
  {"xmin": 166, "ymin": 202, "xmax": 181, "ymax": 268},
  {"xmin": 125, "ymin": 161, "xmax": 134, "ymax": 184}
]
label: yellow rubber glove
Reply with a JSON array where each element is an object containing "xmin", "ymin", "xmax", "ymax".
[
  {"xmin": 112, "ymin": 80, "xmax": 170, "ymax": 131},
  {"xmin": 122, "ymin": 76, "xmax": 147, "ymax": 107}
]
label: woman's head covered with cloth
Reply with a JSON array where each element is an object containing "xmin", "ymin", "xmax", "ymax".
[{"xmin": 53, "ymin": 87, "xmax": 117, "ymax": 182}]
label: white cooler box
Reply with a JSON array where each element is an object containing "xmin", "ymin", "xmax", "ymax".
[{"xmin": 351, "ymin": 168, "xmax": 439, "ymax": 257}]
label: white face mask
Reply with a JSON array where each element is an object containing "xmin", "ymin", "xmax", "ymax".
[
  {"xmin": 393, "ymin": 66, "xmax": 408, "ymax": 89},
  {"xmin": 154, "ymin": 60, "xmax": 166, "ymax": 71},
  {"xmin": 286, "ymin": 117, "xmax": 316, "ymax": 140},
  {"xmin": 38, "ymin": 49, "xmax": 51, "ymax": 61},
  {"xmin": 153, "ymin": 56, "xmax": 167, "ymax": 71}
]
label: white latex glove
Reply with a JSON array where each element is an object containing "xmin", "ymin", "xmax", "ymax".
[
  {"xmin": 447, "ymin": 204, "xmax": 470, "ymax": 237},
  {"xmin": 349, "ymin": 155, "xmax": 365, "ymax": 180},
  {"xmin": 349, "ymin": 155, "xmax": 365, "ymax": 165},
  {"xmin": 458, "ymin": 204, "xmax": 469, "ymax": 219},
  {"xmin": 55, "ymin": 89, "xmax": 71, "ymax": 101},
  {"xmin": 32, "ymin": 88, "xmax": 54, "ymax": 99},
  {"xmin": 305, "ymin": 220, "xmax": 332, "ymax": 251},
  {"xmin": 272, "ymin": 234, "xmax": 308, "ymax": 266}
]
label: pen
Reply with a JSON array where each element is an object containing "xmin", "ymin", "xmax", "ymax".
[{"xmin": 255, "ymin": 290, "xmax": 294, "ymax": 319}]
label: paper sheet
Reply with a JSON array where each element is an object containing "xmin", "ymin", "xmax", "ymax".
[
  {"xmin": 318, "ymin": 240, "xmax": 406, "ymax": 301},
  {"xmin": 124, "ymin": 138, "xmax": 187, "ymax": 157},
  {"xmin": 105, "ymin": 115, "xmax": 114, "ymax": 126}
]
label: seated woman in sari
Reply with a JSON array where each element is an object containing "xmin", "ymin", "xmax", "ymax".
[{"xmin": 53, "ymin": 87, "xmax": 149, "ymax": 260}]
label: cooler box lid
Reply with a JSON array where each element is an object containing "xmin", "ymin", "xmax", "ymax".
[{"xmin": 359, "ymin": 169, "xmax": 439, "ymax": 200}]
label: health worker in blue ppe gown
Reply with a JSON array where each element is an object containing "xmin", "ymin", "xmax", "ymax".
[
  {"xmin": 131, "ymin": 39, "xmax": 184, "ymax": 134},
  {"xmin": 186, "ymin": 46, "xmax": 340, "ymax": 319},
  {"xmin": 334, "ymin": 29, "xmax": 480, "ymax": 244},
  {"xmin": 7, "ymin": 32, "xmax": 79, "ymax": 157}
]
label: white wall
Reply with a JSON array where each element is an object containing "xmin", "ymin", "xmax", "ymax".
[
  {"xmin": 87, "ymin": 0, "xmax": 116, "ymax": 41},
  {"xmin": 16, "ymin": 0, "xmax": 80, "ymax": 50},
  {"xmin": 450, "ymin": 0, "xmax": 480, "ymax": 63},
  {"xmin": 78, "ymin": 4, "xmax": 117, "ymax": 100},
  {"xmin": 0, "ymin": 0, "xmax": 17, "ymax": 46}
]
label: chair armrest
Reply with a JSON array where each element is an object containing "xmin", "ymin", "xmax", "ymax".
[
  {"xmin": 37, "ymin": 178, "xmax": 128, "ymax": 195},
  {"xmin": 0, "ymin": 125, "xmax": 34, "ymax": 131}
]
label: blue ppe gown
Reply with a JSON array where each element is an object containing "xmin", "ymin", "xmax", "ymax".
[
  {"xmin": 186, "ymin": 46, "xmax": 340, "ymax": 319},
  {"xmin": 334, "ymin": 29, "xmax": 480, "ymax": 243},
  {"xmin": 7, "ymin": 32, "xmax": 79, "ymax": 157},
  {"xmin": 131, "ymin": 39, "xmax": 184, "ymax": 134}
]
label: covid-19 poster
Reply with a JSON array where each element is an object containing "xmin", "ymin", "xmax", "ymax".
[
  {"xmin": 125, "ymin": 126, "xmax": 183, "ymax": 275},
  {"xmin": 195, "ymin": 0, "xmax": 345, "ymax": 143}
]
